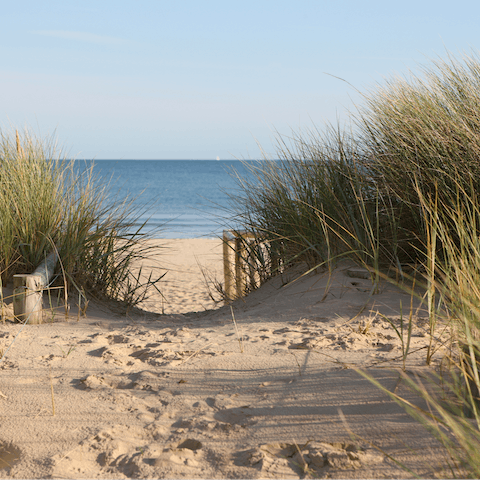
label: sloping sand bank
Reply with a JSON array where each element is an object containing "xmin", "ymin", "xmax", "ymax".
[{"xmin": 0, "ymin": 239, "xmax": 453, "ymax": 478}]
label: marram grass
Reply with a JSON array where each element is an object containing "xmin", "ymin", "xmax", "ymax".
[
  {"xmin": 229, "ymin": 50, "xmax": 480, "ymax": 476},
  {"xmin": 0, "ymin": 129, "xmax": 163, "ymax": 310}
]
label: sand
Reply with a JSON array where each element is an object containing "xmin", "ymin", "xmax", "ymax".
[
  {"xmin": 136, "ymin": 239, "xmax": 224, "ymax": 315},
  {"xmin": 0, "ymin": 238, "xmax": 455, "ymax": 478}
]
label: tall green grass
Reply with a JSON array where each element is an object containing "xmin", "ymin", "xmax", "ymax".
[
  {"xmin": 231, "ymin": 126, "xmax": 395, "ymax": 273},
  {"xmin": 230, "ymin": 51, "xmax": 480, "ymax": 475},
  {"xmin": 357, "ymin": 179, "xmax": 480, "ymax": 476},
  {"xmin": 358, "ymin": 53, "xmax": 480, "ymax": 263},
  {"xmin": 233, "ymin": 52, "xmax": 480, "ymax": 273},
  {"xmin": 0, "ymin": 129, "xmax": 162, "ymax": 310}
]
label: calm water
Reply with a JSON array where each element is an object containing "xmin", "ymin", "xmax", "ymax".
[{"xmin": 76, "ymin": 160, "xmax": 253, "ymax": 239}]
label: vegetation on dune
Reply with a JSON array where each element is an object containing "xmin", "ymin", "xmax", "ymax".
[
  {"xmin": 0, "ymin": 129, "xmax": 163, "ymax": 310},
  {"xmin": 230, "ymin": 51, "xmax": 480, "ymax": 476}
]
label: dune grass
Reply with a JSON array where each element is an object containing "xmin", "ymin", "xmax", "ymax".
[
  {"xmin": 0, "ymin": 128, "xmax": 163, "ymax": 311},
  {"xmin": 229, "ymin": 51, "xmax": 480, "ymax": 476}
]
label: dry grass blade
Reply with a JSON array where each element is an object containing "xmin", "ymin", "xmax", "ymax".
[{"xmin": 230, "ymin": 306, "xmax": 244, "ymax": 353}]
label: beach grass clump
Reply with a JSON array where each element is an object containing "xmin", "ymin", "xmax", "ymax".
[
  {"xmin": 0, "ymin": 128, "xmax": 162, "ymax": 310},
  {"xmin": 361, "ymin": 246, "xmax": 480, "ymax": 475},
  {"xmin": 356, "ymin": 54, "xmax": 480, "ymax": 476},
  {"xmin": 230, "ymin": 50, "xmax": 480, "ymax": 476},
  {"xmin": 362, "ymin": 180, "xmax": 480, "ymax": 475},
  {"xmin": 233, "ymin": 52, "xmax": 480, "ymax": 279},
  {"xmin": 359, "ymin": 52, "xmax": 480, "ymax": 258},
  {"xmin": 231, "ymin": 126, "xmax": 400, "ymax": 283}
]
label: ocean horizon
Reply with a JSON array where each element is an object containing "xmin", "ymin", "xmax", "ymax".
[{"xmin": 77, "ymin": 159, "xmax": 257, "ymax": 239}]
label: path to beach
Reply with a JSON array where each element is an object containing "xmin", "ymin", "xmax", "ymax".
[
  {"xmin": 0, "ymin": 238, "xmax": 451, "ymax": 478},
  {"xmin": 136, "ymin": 238, "xmax": 224, "ymax": 315}
]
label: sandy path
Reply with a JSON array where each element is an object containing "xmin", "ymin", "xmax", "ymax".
[
  {"xmin": 136, "ymin": 238, "xmax": 223, "ymax": 315},
  {"xmin": 0, "ymin": 239, "xmax": 455, "ymax": 478}
]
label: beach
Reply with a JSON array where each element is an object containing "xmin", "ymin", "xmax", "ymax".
[
  {"xmin": 136, "ymin": 238, "xmax": 225, "ymax": 315},
  {"xmin": 0, "ymin": 238, "xmax": 451, "ymax": 478}
]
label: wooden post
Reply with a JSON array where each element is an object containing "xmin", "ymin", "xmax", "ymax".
[
  {"xmin": 247, "ymin": 244, "xmax": 257, "ymax": 291},
  {"xmin": 234, "ymin": 235, "xmax": 246, "ymax": 297},
  {"xmin": 223, "ymin": 230, "xmax": 259, "ymax": 301},
  {"xmin": 223, "ymin": 231, "xmax": 234, "ymax": 301},
  {"xmin": 13, "ymin": 274, "xmax": 43, "ymax": 324},
  {"xmin": 13, "ymin": 252, "xmax": 58, "ymax": 324}
]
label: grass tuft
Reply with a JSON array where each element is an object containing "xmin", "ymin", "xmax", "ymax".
[
  {"xmin": 0, "ymin": 128, "xmax": 163, "ymax": 311},
  {"xmin": 228, "ymin": 50, "xmax": 480, "ymax": 476}
]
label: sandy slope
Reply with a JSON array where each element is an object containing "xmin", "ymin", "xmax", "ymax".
[{"xmin": 0, "ymin": 238, "xmax": 454, "ymax": 478}]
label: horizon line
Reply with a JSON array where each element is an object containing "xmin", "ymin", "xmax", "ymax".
[{"xmin": 71, "ymin": 158, "xmax": 271, "ymax": 161}]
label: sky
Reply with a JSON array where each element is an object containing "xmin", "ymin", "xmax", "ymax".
[{"xmin": 2, "ymin": 0, "xmax": 480, "ymax": 160}]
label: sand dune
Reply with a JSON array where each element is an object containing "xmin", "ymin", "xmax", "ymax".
[{"xmin": 0, "ymin": 238, "xmax": 453, "ymax": 478}]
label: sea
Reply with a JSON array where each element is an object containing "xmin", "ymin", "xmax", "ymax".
[{"xmin": 76, "ymin": 160, "xmax": 255, "ymax": 239}]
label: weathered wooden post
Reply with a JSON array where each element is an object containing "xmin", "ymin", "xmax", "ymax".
[
  {"xmin": 223, "ymin": 231, "xmax": 234, "ymax": 301},
  {"xmin": 234, "ymin": 234, "xmax": 246, "ymax": 297},
  {"xmin": 13, "ymin": 274, "xmax": 42, "ymax": 324},
  {"xmin": 223, "ymin": 230, "xmax": 258, "ymax": 301},
  {"xmin": 13, "ymin": 252, "xmax": 58, "ymax": 324}
]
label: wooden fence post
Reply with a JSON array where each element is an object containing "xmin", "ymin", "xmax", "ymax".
[
  {"xmin": 13, "ymin": 252, "xmax": 58, "ymax": 324},
  {"xmin": 234, "ymin": 235, "xmax": 246, "ymax": 297},
  {"xmin": 13, "ymin": 275, "xmax": 43, "ymax": 324},
  {"xmin": 223, "ymin": 230, "xmax": 260, "ymax": 301},
  {"xmin": 223, "ymin": 231, "xmax": 234, "ymax": 300}
]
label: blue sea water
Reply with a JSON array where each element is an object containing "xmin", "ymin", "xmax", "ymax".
[{"xmin": 76, "ymin": 160, "xmax": 253, "ymax": 239}]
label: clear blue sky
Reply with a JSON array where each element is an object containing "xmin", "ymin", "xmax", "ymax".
[{"xmin": 2, "ymin": 0, "xmax": 480, "ymax": 159}]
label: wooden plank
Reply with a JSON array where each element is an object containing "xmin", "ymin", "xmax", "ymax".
[{"xmin": 33, "ymin": 251, "xmax": 58, "ymax": 286}]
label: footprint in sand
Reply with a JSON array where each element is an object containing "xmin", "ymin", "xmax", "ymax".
[
  {"xmin": 171, "ymin": 327, "xmax": 195, "ymax": 338},
  {"xmin": 0, "ymin": 359, "xmax": 17, "ymax": 370},
  {"xmin": 130, "ymin": 371, "xmax": 162, "ymax": 391},
  {"xmin": 273, "ymin": 327, "xmax": 306, "ymax": 338},
  {"xmin": 246, "ymin": 441, "xmax": 383, "ymax": 477},
  {"xmin": 79, "ymin": 372, "xmax": 174, "ymax": 422},
  {"xmin": 151, "ymin": 439, "xmax": 204, "ymax": 470},
  {"xmin": 267, "ymin": 318, "xmax": 406, "ymax": 353},
  {"xmin": 51, "ymin": 425, "xmax": 151, "ymax": 478},
  {"xmin": 90, "ymin": 336, "xmax": 219, "ymax": 368},
  {"xmin": 80, "ymin": 374, "xmax": 135, "ymax": 390},
  {"xmin": 213, "ymin": 407, "xmax": 256, "ymax": 429},
  {"xmin": 161, "ymin": 393, "xmax": 255, "ymax": 438},
  {"xmin": 88, "ymin": 344, "xmax": 143, "ymax": 366},
  {"xmin": 206, "ymin": 394, "xmax": 257, "ymax": 431},
  {"xmin": 0, "ymin": 441, "xmax": 22, "ymax": 474},
  {"xmin": 174, "ymin": 414, "xmax": 244, "ymax": 436}
]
